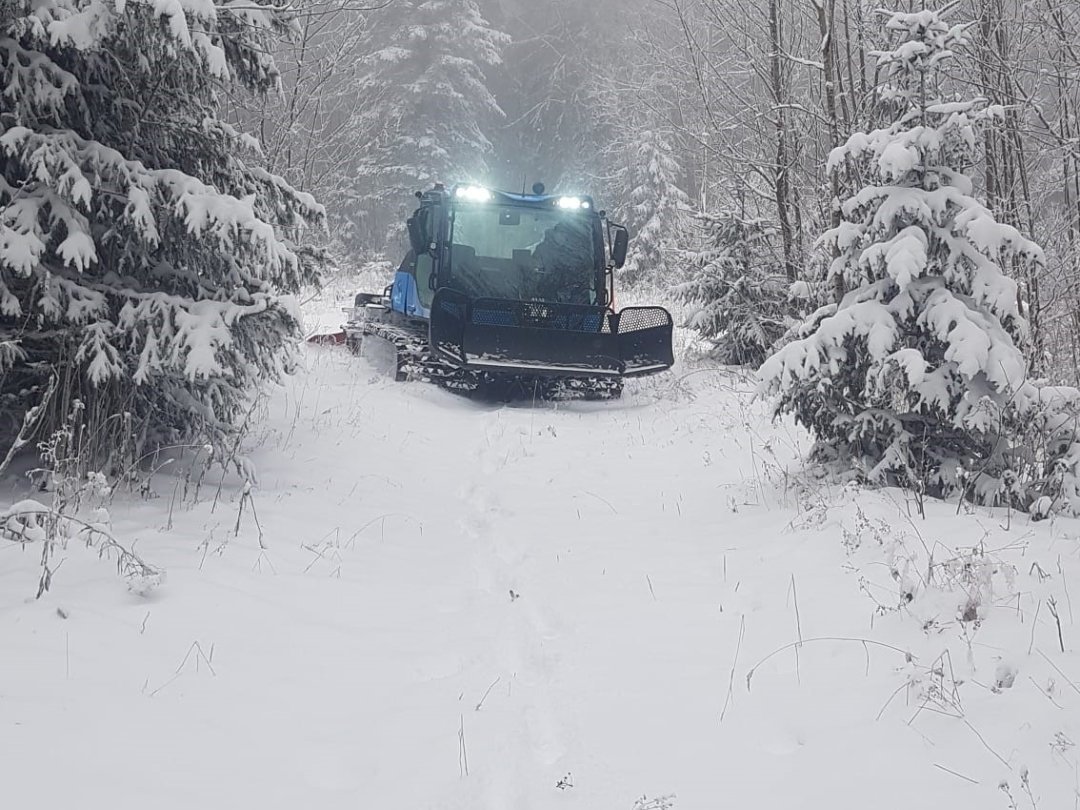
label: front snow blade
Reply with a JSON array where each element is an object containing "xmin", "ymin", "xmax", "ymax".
[
  {"xmin": 614, "ymin": 306, "xmax": 674, "ymax": 376},
  {"xmin": 431, "ymin": 290, "xmax": 621, "ymax": 376},
  {"xmin": 430, "ymin": 290, "xmax": 674, "ymax": 378}
]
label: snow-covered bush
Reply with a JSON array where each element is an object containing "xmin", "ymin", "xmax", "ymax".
[
  {"xmin": 618, "ymin": 126, "xmax": 690, "ymax": 288},
  {"xmin": 842, "ymin": 501, "xmax": 1019, "ymax": 625},
  {"xmin": 674, "ymin": 210, "xmax": 790, "ymax": 367},
  {"xmin": 2, "ymin": 400, "xmax": 161, "ymax": 596},
  {"xmin": 759, "ymin": 7, "xmax": 1045, "ymax": 502},
  {"xmin": 1007, "ymin": 382, "xmax": 1080, "ymax": 517},
  {"xmin": 0, "ymin": 0, "xmax": 324, "ymax": 471}
]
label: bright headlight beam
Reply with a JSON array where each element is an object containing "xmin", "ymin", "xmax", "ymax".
[
  {"xmin": 557, "ymin": 196, "xmax": 583, "ymax": 209},
  {"xmin": 455, "ymin": 185, "xmax": 492, "ymax": 202}
]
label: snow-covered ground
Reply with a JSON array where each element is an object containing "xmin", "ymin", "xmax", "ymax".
[{"xmin": 2, "ymin": 346, "xmax": 1079, "ymax": 809}]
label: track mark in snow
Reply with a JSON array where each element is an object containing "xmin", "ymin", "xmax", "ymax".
[{"xmin": 456, "ymin": 417, "xmax": 574, "ymax": 808}]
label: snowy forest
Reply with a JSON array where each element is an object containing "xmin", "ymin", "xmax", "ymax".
[
  {"xmin": 4, "ymin": 1, "xmax": 1080, "ymax": 807},
  {"xmin": 8, "ymin": 0, "xmax": 1080, "ymax": 513}
]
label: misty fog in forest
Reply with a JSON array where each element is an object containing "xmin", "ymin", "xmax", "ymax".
[{"xmin": 242, "ymin": 0, "xmax": 1080, "ymax": 385}]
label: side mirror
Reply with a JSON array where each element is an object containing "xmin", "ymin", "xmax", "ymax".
[{"xmin": 611, "ymin": 225, "xmax": 629, "ymax": 269}]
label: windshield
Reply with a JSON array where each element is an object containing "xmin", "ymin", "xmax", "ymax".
[{"xmin": 448, "ymin": 205, "xmax": 599, "ymax": 305}]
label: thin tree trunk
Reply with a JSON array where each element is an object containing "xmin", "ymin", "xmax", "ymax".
[
  {"xmin": 769, "ymin": 0, "xmax": 797, "ymax": 282},
  {"xmin": 815, "ymin": 0, "xmax": 844, "ymax": 302}
]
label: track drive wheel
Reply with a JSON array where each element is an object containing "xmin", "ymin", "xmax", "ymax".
[{"xmin": 394, "ymin": 349, "xmax": 409, "ymax": 382}]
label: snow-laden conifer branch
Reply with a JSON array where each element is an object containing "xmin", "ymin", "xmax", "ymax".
[{"xmin": 1, "ymin": 0, "xmax": 325, "ymax": 467}]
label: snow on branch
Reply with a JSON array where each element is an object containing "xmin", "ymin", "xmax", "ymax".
[
  {"xmin": 759, "ymin": 3, "xmax": 1053, "ymax": 508},
  {"xmin": 1, "ymin": 126, "xmax": 307, "ymax": 279},
  {"xmin": 1, "ymin": 0, "xmax": 324, "ymax": 467}
]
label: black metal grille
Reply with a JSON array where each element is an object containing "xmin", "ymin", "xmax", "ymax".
[
  {"xmin": 472, "ymin": 306, "xmax": 514, "ymax": 327},
  {"xmin": 617, "ymin": 306, "xmax": 672, "ymax": 333},
  {"xmin": 437, "ymin": 299, "xmax": 465, "ymax": 320}
]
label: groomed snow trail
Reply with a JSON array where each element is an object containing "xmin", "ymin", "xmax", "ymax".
[{"xmin": 2, "ymin": 347, "xmax": 1079, "ymax": 809}]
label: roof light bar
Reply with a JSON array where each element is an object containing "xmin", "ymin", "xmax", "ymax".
[
  {"xmin": 557, "ymin": 196, "xmax": 589, "ymax": 210},
  {"xmin": 455, "ymin": 185, "xmax": 492, "ymax": 202}
]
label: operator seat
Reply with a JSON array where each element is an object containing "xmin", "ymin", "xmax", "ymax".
[{"xmin": 531, "ymin": 223, "xmax": 592, "ymax": 305}]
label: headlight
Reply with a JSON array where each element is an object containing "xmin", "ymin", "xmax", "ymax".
[{"xmin": 455, "ymin": 185, "xmax": 492, "ymax": 202}]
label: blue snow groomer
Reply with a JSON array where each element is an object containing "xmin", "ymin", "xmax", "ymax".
[{"xmin": 344, "ymin": 182, "xmax": 674, "ymax": 399}]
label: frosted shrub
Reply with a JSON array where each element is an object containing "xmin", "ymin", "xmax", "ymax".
[
  {"xmin": 2, "ymin": 404, "xmax": 160, "ymax": 596},
  {"xmin": 619, "ymin": 127, "xmax": 691, "ymax": 288},
  {"xmin": 674, "ymin": 210, "xmax": 790, "ymax": 367},
  {"xmin": 759, "ymin": 8, "xmax": 1044, "ymax": 503},
  {"xmin": 1008, "ymin": 382, "xmax": 1080, "ymax": 516}
]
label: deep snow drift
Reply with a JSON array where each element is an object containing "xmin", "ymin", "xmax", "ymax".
[{"xmin": 1, "ymin": 346, "xmax": 1079, "ymax": 809}]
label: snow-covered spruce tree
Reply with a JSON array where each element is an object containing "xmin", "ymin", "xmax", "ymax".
[
  {"xmin": 617, "ymin": 124, "xmax": 690, "ymax": 288},
  {"xmin": 348, "ymin": 0, "xmax": 508, "ymax": 252},
  {"xmin": 0, "ymin": 0, "xmax": 324, "ymax": 470},
  {"xmin": 674, "ymin": 209, "xmax": 790, "ymax": 367},
  {"xmin": 758, "ymin": 7, "xmax": 1044, "ymax": 501}
]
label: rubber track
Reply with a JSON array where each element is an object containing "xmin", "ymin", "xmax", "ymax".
[{"xmin": 356, "ymin": 319, "xmax": 480, "ymax": 391}]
